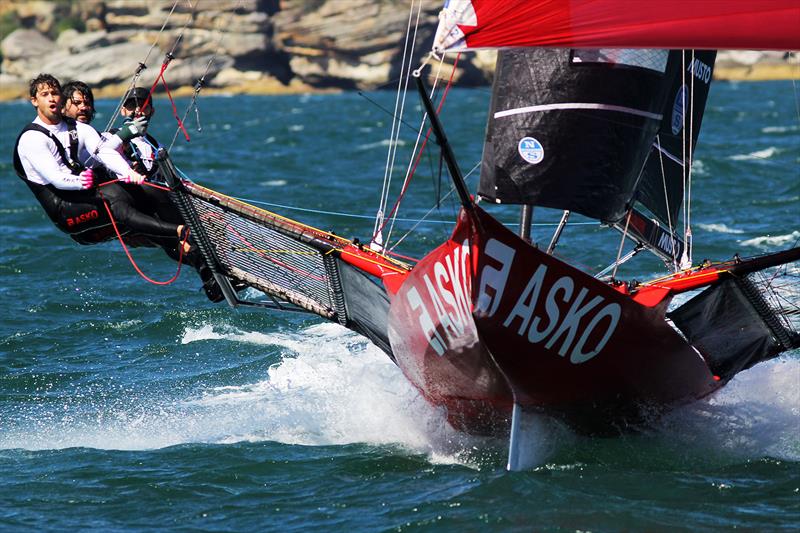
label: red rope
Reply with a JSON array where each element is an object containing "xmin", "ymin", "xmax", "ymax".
[
  {"xmin": 158, "ymin": 72, "xmax": 190, "ymax": 142},
  {"xmin": 373, "ymin": 54, "xmax": 461, "ymax": 243},
  {"xmin": 98, "ymin": 178, "xmax": 171, "ymax": 192},
  {"xmin": 134, "ymin": 57, "xmax": 190, "ymax": 142},
  {"xmin": 98, "ymin": 189, "xmax": 186, "ymax": 285}
]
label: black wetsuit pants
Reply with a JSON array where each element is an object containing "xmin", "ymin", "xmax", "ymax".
[{"xmin": 28, "ymin": 180, "xmax": 178, "ymax": 242}]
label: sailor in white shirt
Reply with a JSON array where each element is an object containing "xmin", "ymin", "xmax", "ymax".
[{"xmin": 13, "ymin": 73, "xmax": 184, "ymax": 243}]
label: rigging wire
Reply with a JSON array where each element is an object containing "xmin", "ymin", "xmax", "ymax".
[
  {"xmin": 679, "ymin": 49, "xmax": 691, "ymax": 270},
  {"xmin": 685, "ymin": 49, "xmax": 696, "ymax": 269},
  {"xmin": 373, "ymin": 0, "xmax": 424, "ymax": 247},
  {"xmin": 388, "ymin": 160, "xmax": 479, "ymax": 251},
  {"xmin": 87, "ymin": 0, "xmax": 195, "ymax": 173},
  {"xmin": 654, "ymin": 135, "xmax": 679, "ymax": 271},
  {"xmin": 381, "ymin": 53, "xmax": 455, "ymax": 249},
  {"xmin": 101, "ymin": 0, "xmax": 187, "ymax": 133},
  {"xmin": 168, "ymin": 0, "xmax": 247, "ymax": 151}
]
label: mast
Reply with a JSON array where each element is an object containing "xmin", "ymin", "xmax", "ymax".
[{"xmin": 519, "ymin": 205, "xmax": 533, "ymax": 243}]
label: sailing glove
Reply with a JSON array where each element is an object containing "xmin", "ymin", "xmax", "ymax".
[
  {"xmin": 116, "ymin": 116, "xmax": 149, "ymax": 142},
  {"xmin": 79, "ymin": 168, "xmax": 94, "ymax": 189}
]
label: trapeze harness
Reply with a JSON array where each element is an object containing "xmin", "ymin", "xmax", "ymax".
[{"xmin": 13, "ymin": 119, "xmax": 179, "ymax": 245}]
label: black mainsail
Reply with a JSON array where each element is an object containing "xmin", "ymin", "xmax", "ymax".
[{"xmin": 478, "ymin": 48, "xmax": 673, "ymax": 223}]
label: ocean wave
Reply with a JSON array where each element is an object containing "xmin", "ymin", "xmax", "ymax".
[
  {"xmin": 741, "ymin": 230, "xmax": 800, "ymax": 248},
  {"xmin": 1, "ymin": 324, "xmax": 492, "ymax": 468},
  {"xmin": 355, "ymin": 138, "xmax": 408, "ymax": 151},
  {"xmin": 659, "ymin": 355, "xmax": 800, "ymax": 462},
  {"xmin": 696, "ymin": 223, "xmax": 744, "ymax": 234},
  {"xmin": 259, "ymin": 179, "xmax": 287, "ymax": 186},
  {"xmin": 729, "ymin": 147, "xmax": 779, "ymax": 160},
  {"xmin": 762, "ymin": 125, "xmax": 799, "ymax": 133}
]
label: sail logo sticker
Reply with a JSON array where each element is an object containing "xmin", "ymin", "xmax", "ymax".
[
  {"xmin": 518, "ymin": 137, "xmax": 544, "ymax": 165},
  {"xmin": 687, "ymin": 57, "xmax": 712, "ymax": 84},
  {"xmin": 671, "ymin": 85, "xmax": 688, "ymax": 135}
]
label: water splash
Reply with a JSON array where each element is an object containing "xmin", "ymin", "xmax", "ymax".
[
  {"xmin": 741, "ymin": 230, "xmax": 800, "ymax": 248},
  {"xmin": 657, "ymin": 355, "xmax": 800, "ymax": 462},
  {"xmin": 1, "ymin": 323, "xmax": 494, "ymax": 467},
  {"xmin": 3, "ymin": 322, "xmax": 796, "ymax": 469}
]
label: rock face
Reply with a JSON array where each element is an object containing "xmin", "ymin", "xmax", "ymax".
[
  {"xmin": 0, "ymin": 0, "xmax": 795, "ymax": 101},
  {"xmin": 0, "ymin": 0, "xmax": 448, "ymax": 99}
]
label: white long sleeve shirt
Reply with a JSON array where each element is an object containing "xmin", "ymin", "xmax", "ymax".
[{"xmin": 16, "ymin": 117, "xmax": 134, "ymax": 190}]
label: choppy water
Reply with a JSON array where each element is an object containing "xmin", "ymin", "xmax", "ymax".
[{"xmin": 1, "ymin": 80, "xmax": 798, "ymax": 531}]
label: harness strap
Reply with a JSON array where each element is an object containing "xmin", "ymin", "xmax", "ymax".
[{"xmin": 12, "ymin": 118, "xmax": 83, "ymax": 179}]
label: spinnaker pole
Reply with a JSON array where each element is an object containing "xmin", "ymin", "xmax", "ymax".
[{"xmin": 414, "ymin": 75, "xmax": 473, "ymax": 212}]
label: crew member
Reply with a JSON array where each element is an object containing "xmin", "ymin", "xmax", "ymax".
[
  {"xmin": 62, "ymin": 80, "xmax": 95, "ymax": 124},
  {"xmin": 13, "ymin": 73, "xmax": 185, "ymax": 247}
]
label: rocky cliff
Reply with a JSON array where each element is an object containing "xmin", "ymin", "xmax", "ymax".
[{"xmin": 0, "ymin": 0, "xmax": 795, "ymax": 102}]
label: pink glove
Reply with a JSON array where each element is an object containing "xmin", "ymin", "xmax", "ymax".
[
  {"xmin": 79, "ymin": 168, "xmax": 94, "ymax": 189},
  {"xmin": 120, "ymin": 171, "xmax": 145, "ymax": 185}
]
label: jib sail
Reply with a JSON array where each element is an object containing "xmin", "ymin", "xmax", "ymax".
[
  {"xmin": 478, "ymin": 48, "xmax": 672, "ymax": 222},
  {"xmin": 636, "ymin": 50, "xmax": 717, "ymax": 229}
]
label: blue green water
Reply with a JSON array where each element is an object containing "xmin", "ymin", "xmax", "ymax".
[{"xmin": 1, "ymin": 81, "xmax": 798, "ymax": 531}]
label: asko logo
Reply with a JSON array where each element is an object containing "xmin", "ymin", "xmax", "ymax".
[
  {"xmin": 406, "ymin": 237, "xmax": 620, "ymax": 363},
  {"xmin": 476, "ymin": 239, "xmax": 620, "ymax": 364},
  {"xmin": 66, "ymin": 209, "xmax": 100, "ymax": 227},
  {"xmin": 405, "ymin": 239, "xmax": 473, "ymax": 356}
]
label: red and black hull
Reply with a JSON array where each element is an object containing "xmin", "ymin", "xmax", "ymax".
[{"xmin": 384, "ymin": 206, "xmax": 725, "ymax": 435}]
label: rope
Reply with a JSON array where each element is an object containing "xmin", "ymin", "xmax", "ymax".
[
  {"xmin": 375, "ymin": 53, "xmax": 459, "ymax": 248},
  {"xmin": 169, "ymin": 0, "xmax": 246, "ymax": 151},
  {"xmin": 97, "ymin": 189, "xmax": 187, "ymax": 285},
  {"xmin": 374, "ymin": 0, "xmax": 423, "ymax": 240}
]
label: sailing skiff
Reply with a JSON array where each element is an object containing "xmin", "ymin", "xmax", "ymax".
[{"xmin": 154, "ymin": 1, "xmax": 799, "ymax": 465}]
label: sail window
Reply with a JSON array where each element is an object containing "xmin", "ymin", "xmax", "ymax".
[{"xmin": 571, "ymin": 49, "xmax": 668, "ymax": 73}]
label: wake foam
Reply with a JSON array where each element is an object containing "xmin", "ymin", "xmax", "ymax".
[
  {"xmin": 656, "ymin": 355, "xmax": 800, "ymax": 462},
  {"xmin": 3, "ymin": 322, "xmax": 796, "ymax": 468},
  {"xmin": 1, "ymin": 323, "xmax": 495, "ymax": 467}
]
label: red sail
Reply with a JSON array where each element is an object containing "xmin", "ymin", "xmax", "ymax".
[{"xmin": 434, "ymin": 0, "xmax": 800, "ymax": 52}]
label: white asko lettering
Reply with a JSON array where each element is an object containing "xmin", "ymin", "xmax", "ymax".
[
  {"xmin": 687, "ymin": 57, "xmax": 712, "ymax": 84},
  {"xmin": 406, "ymin": 240, "xmax": 472, "ymax": 356},
  {"xmin": 467, "ymin": 238, "xmax": 620, "ymax": 364},
  {"xmin": 501, "ymin": 262, "xmax": 621, "ymax": 364}
]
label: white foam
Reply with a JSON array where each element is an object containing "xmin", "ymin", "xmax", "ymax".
[
  {"xmin": 696, "ymin": 223, "xmax": 744, "ymax": 234},
  {"xmin": 2, "ymin": 324, "xmax": 490, "ymax": 467},
  {"xmin": 741, "ymin": 230, "xmax": 800, "ymax": 248},
  {"xmin": 356, "ymin": 138, "xmax": 408, "ymax": 151},
  {"xmin": 729, "ymin": 146, "xmax": 778, "ymax": 160},
  {"xmin": 691, "ymin": 159, "xmax": 708, "ymax": 176},
  {"xmin": 762, "ymin": 125, "xmax": 799, "ymax": 133},
  {"xmin": 658, "ymin": 356, "xmax": 800, "ymax": 461},
  {"xmin": 6, "ymin": 321, "xmax": 795, "ymax": 468}
]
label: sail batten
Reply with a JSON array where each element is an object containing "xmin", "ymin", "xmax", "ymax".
[
  {"xmin": 435, "ymin": 0, "xmax": 800, "ymax": 53},
  {"xmin": 495, "ymin": 103, "xmax": 663, "ymax": 121}
]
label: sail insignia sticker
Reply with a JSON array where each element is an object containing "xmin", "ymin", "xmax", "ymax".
[
  {"xmin": 671, "ymin": 85, "xmax": 688, "ymax": 135},
  {"xmin": 518, "ymin": 137, "xmax": 544, "ymax": 164}
]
